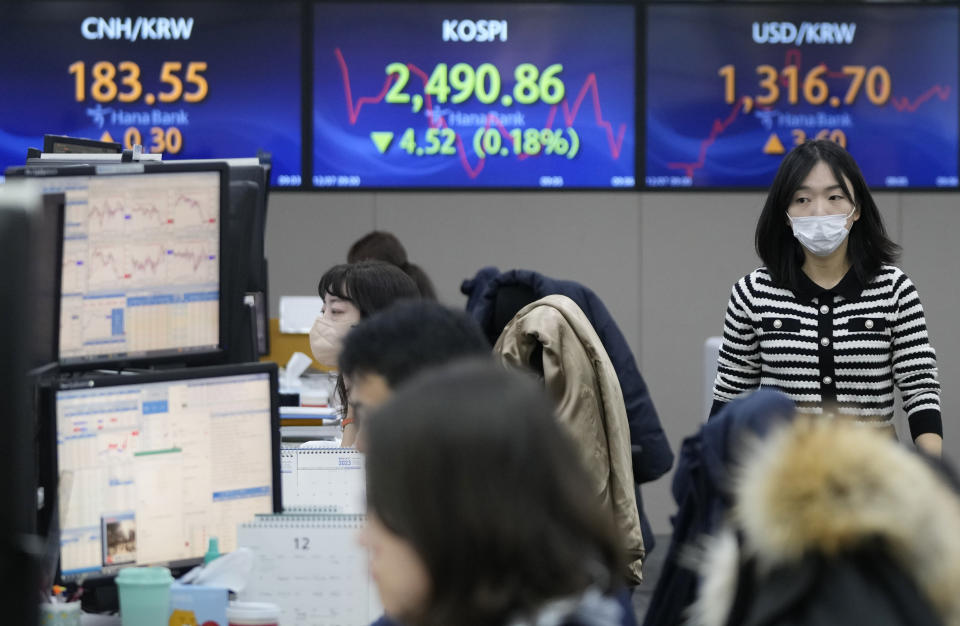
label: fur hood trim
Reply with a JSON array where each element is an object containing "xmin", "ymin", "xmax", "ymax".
[{"xmin": 691, "ymin": 418, "xmax": 960, "ymax": 626}]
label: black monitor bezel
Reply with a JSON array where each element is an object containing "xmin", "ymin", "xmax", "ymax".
[
  {"xmin": 28, "ymin": 192, "xmax": 66, "ymax": 371},
  {"xmin": 5, "ymin": 161, "xmax": 230, "ymax": 371},
  {"xmin": 226, "ymin": 164, "xmax": 271, "ymax": 356},
  {"xmin": 47, "ymin": 361, "xmax": 282, "ymax": 584},
  {"xmin": 43, "ymin": 134, "xmax": 122, "ymax": 155}
]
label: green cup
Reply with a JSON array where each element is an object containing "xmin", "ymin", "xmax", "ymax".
[{"xmin": 116, "ymin": 566, "xmax": 173, "ymax": 626}]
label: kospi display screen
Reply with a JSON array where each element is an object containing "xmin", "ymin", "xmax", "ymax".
[
  {"xmin": 645, "ymin": 4, "xmax": 959, "ymax": 189},
  {"xmin": 313, "ymin": 3, "xmax": 636, "ymax": 189},
  {"xmin": 0, "ymin": 2, "xmax": 302, "ymax": 187}
]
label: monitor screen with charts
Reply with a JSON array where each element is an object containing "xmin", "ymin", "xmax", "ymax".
[
  {"xmin": 7, "ymin": 163, "xmax": 227, "ymax": 368},
  {"xmin": 53, "ymin": 363, "xmax": 281, "ymax": 581}
]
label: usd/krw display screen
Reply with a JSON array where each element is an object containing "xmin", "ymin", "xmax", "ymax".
[
  {"xmin": 313, "ymin": 3, "xmax": 636, "ymax": 188},
  {"xmin": 0, "ymin": 2, "xmax": 302, "ymax": 187},
  {"xmin": 645, "ymin": 5, "xmax": 959, "ymax": 189}
]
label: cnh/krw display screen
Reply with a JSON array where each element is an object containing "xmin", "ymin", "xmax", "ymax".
[
  {"xmin": 645, "ymin": 4, "xmax": 959, "ymax": 189},
  {"xmin": 0, "ymin": 2, "xmax": 302, "ymax": 187},
  {"xmin": 313, "ymin": 3, "xmax": 636, "ymax": 188}
]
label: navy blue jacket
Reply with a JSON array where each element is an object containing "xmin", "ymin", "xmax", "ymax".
[
  {"xmin": 461, "ymin": 268, "xmax": 674, "ymax": 485},
  {"xmin": 641, "ymin": 389, "xmax": 796, "ymax": 626},
  {"xmin": 462, "ymin": 268, "xmax": 674, "ymax": 554}
]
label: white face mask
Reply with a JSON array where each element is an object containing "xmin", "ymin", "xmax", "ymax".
[
  {"xmin": 309, "ymin": 315, "xmax": 357, "ymax": 369},
  {"xmin": 788, "ymin": 207, "xmax": 856, "ymax": 257}
]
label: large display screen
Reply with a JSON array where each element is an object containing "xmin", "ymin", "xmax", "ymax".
[
  {"xmin": 312, "ymin": 3, "xmax": 636, "ymax": 188},
  {"xmin": 0, "ymin": 2, "xmax": 302, "ymax": 187},
  {"xmin": 645, "ymin": 4, "xmax": 959, "ymax": 189}
]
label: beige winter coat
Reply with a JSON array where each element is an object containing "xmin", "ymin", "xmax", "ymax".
[{"xmin": 495, "ymin": 294, "xmax": 645, "ymax": 582}]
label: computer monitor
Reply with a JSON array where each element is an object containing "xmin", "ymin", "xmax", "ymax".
[
  {"xmin": 5, "ymin": 162, "xmax": 228, "ymax": 369},
  {"xmin": 51, "ymin": 363, "xmax": 281, "ymax": 582}
]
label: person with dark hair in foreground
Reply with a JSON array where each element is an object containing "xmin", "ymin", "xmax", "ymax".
[
  {"xmin": 309, "ymin": 260, "xmax": 421, "ymax": 446},
  {"xmin": 337, "ymin": 300, "xmax": 491, "ymax": 449},
  {"xmin": 711, "ymin": 139, "xmax": 942, "ymax": 456},
  {"xmin": 360, "ymin": 359, "xmax": 634, "ymax": 626},
  {"xmin": 347, "ymin": 230, "xmax": 437, "ymax": 300}
]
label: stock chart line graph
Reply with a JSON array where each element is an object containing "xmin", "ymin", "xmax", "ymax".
[
  {"xmin": 88, "ymin": 244, "xmax": 167, "ymax": 290},
  {"xmin": 56, "ymin": 171, "xmax": 222, "ymax": 362},
  {"xmin": 664, "ymin": 48, "xmax": 954, "ymax": 182},
  {"xmin": 333, "ymin": 48, "xmax": 630, "ymax": 180}
]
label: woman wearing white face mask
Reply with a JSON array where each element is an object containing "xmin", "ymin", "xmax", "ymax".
[
  {"xmin": 711, "ymin": 140, "xmax": 942, "ymax": 456},
  {"xmin": 309, "ymin": 260, "xmax": 421, "ymax": 446}
]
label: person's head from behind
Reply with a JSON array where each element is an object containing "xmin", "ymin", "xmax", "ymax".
[
  {"xmin": 337, "ymin": 300, "xmax": 490, "ymax": 446},
  {"xmin": 755, "ymin": 139, "xmax": 899, "ymax": 290},
  {"xmin": 360, "ymin": 360, "xmax": 624, "ymax": 626},
  {"xmin": 310, "ymin": 260, "xmax": 420, "ymax": 368},
  {"xmin": 347, "ymin": 230, "xmax": 437, "ymax": 300}
]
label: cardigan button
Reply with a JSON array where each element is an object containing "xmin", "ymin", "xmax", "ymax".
[
  {"xmin": 773, "ymin": 319, "xmax": 783, "ymax": 329},
  {"xmin": 820, "ymin": 305, "xmax": 830, "ymax": 314},
  {"xmin": 823, "ymin": 376, "xmax": 832, "ymax": 385},
  {"xmin": 820, "ymin": 337, "xmax": 830, "ymax": 347},
  {"xmin": 865, "ymin": 319, "xmax": 874, "ymax": 329}
]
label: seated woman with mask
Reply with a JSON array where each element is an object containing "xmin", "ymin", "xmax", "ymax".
[{"xmin": 309, "ymin": 260, "xmax": 420, "ymax": 446}]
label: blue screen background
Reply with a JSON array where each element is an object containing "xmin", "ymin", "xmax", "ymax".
[
  {"xmin": 0, "ymin": 2, "xmax": 302, "ymax": 187},
  {"xmin": 313, "ymin": 2, "xmax": 636, "ymax": 188},
  {"xmin": 645, "ymin": 5, "xmax": 959, "ymax": 189}
]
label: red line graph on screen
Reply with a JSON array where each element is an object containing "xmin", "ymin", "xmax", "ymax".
[
  {"xmin": 125, "ymin": 203, "xmax": 166, "ymax": 228},
  {"xmin": 891, "ymin": 86, "xmax": 952, "ymax": 112},
  {"xmin": 172, "ymin": 191, "xmax": 218, "ymax": 227},
  {"xmin": 88, "ymin": 246, "xmax": 127, "ymax": 286},
  {"xmin": 166, "ymin": 242, "xmax": 218, "ymax": 283},
  {"xmin": 334, "ymin": 48, "xmax": 629, "ymax": 179},
  {"xmin": 88, "ymin": 244, "xmax": 166, "ymax": 290},
  {"xmin": 87, "ymin": 198, "xmax": 128, "ymax": 235},
  {"xmin": 666, "ymin": 49, "xmax": 953, "ymax": 179},
  {"xmin": 88, "ymin": 199, "xmax": 173, "ymax": 237},
  {"xmin": 666, "ymin": 99, "xmax": 746, "ymax": 180}
]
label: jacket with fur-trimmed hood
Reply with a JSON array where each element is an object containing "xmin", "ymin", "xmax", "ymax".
[{"xmin": 688, "ymin": 418, "xmax": 960, "ymax": 626}]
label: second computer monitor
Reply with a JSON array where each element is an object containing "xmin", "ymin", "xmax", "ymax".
[{"xmin": 53, "ymin": 363, "xmax": 281, "ymax": 581}]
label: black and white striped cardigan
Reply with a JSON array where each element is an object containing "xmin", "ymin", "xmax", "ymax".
[{"xmin": 711, "ymin": 265, "xmax": 941, "ymax": 438}]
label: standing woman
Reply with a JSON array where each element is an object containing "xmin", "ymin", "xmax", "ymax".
[{"xmin": 711, "ymin": 139, "xmax": 942, "ymax": 456}]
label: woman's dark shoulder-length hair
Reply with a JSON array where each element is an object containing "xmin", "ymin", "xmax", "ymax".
[
  {"xmin": 317, "ymin": 259, "xmax": 420, "ymax": 317},
  {"xmin": 364, "ymin": 359, "xmax": 625, "ymax": 626},
  {"xmin": 754, "ymin": 139, "xmax": 900, "ymax": 292}
]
